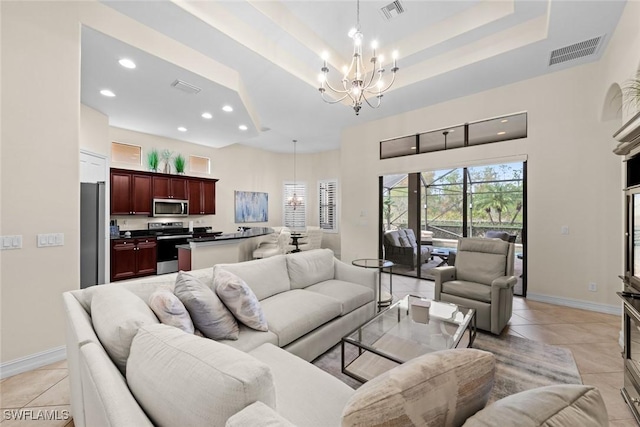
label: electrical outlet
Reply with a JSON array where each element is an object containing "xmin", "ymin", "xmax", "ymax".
[
  {"xmin": 588, "ymin": 282, "xmax": 597, "ymax": 292},
  {"xmin": 561, "ymin": 226, "xmax": 569, "ymax": 235}
]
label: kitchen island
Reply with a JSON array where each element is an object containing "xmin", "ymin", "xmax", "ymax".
[{"xmin": 177, "ymin": 227, "xmax": 274, "ymax": 271}]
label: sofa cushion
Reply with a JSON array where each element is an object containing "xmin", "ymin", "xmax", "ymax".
[
  {"xmin": 214, "ymin": 256, "xmax": 291, "ymax": 301},
  {"xmin": 214, "ymin": 269, "xmax": 268, "ymax": 331},
  {"xmin": 304, "ymin": 280, "xmax": 374, "ymax": 315},
  {"xmin": 218, "ymin": 325, "xmax": 279, "ymax": 353},
  {"xmin": 174, "ymin": 271, "xmax": 239, "ymax": 340},
  {"xmin": 286, "ymin": 249, "xmax": 335, "ymax": 289},
  {"xmin": 462, "ymin": 385, "xmax": 608, "ymax": 427},
  {"xmin": 260, "ymin": 289, "xmax": 342, "ymax": 346},
  {"xmin": 341, "ymin": 349, "xmax": 495, "ymax": 427},
  {"xmin": 148, "ymin": 290, "xmax": 195, "ymax": 334},
  {"xmin": 385, "ymin": 231, "xmax": 401, "ymax": 247},
  {"xmin": 442, "ymin": 280, "xmax": 492, "ymax": 303},
  {"xmin": 127, "ymin": 324, "xmax": 276, "ymax": 427},
  {"xmin": 225, "ymin": 402, "xmax": 296, "ymax": 427},
  {"xmin": 249, "ymin": 343, "xmax": 354, "ymax": 427},
  {"xmin": 91, "ymin": 286, "xmax": 159, "ymax": 375}
]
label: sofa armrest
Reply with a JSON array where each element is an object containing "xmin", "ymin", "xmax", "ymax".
[
  {"xmin": 432, "ymin": 266, "xmax": 456, "ymax": 300},
  {"xmin": 491, "ymin": 276, "xmax": 517, "ymax": 289},
  {"xmin": 335, "ymin": 260, "xmax": 377, "ymax": 293},
  {"xmin": 226, "ymin": 402, "xmax": 296, "ymax": 427}
]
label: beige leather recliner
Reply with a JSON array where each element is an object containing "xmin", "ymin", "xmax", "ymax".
[{"xmin": 433, "ymin": 238, "xmax": 516, "ymax": 335}]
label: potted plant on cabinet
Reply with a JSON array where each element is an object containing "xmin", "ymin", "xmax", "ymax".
[
  {"xmin": 174, "ymin": 154, "xmax": 186, "ymax": 174},
  {"xmin": 147, "ymin": 149, "xmax": 159, "ymax": 172},
  {"xmin": 161, "ymin": 149, "xmax": 172, "ymax": 174}
]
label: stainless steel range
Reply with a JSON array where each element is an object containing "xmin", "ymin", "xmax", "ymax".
[{"xmin": 149, "ymin": 222, "xmax": 191, "ymax": 274}]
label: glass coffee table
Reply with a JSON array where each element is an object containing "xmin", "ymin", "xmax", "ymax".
[{"xmin": 341, "ymin": 295, "xmax": 476, "ymax": 382}]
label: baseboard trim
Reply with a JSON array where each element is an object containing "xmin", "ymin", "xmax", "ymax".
[
  {"xmin": 526, "ymin": 293, "xmax": 621, "ymax": 316},
  {"xmin": 0, "ymin": 346, "xmax": 67, "ymax": 379}
]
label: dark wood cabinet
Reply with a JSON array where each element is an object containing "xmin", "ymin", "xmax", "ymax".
[
  {"xmin": 110, "ymin": 169, "xmax": 152, "ymax": 215},
  {"xmin": 111, "ymin": 168, "xmax": 216, "ymax": 216},
  {"xmin": 188, "ymin": 179, "xmax": 217, "ymax": 215},
  {"xmin": 152, "ymin": 176, "xmax": 188, "ymax": 200},
  {"xmin": 110, "ymin": 237, "xmax": 157, "ymax": 282}
]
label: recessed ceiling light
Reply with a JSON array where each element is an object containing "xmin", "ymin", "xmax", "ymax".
[
  {"xmin": 497, "ymin": 131, "xmax": 506, "ymax": 135},
  {"xmin": 178, "ymin": 127, "xmax": 187, "ymax": 132},
  {"xmin": 410, "ymin": 146, "xmax": 416, "ymax": 150},
  {"xmin": 222, "ymin": 105, "xmax": 233, "ymax": 112},
  {"xmin": 118, "ymin": 58, "xmax": 136, "ymax": 69},
  {"xmin": 201, "ymin": 112, "xmax": 213, "ymax": 119},
  {"xmin": 100, "ymin": 89, "xmax": 115, "ymax": 97},
  {"xmin": 238, "ymin": 125, "xmax": 248, "ymax": 131},
  {"xmin": 501, "ymin": 119, "xmax": 509, "ymax": 123}
]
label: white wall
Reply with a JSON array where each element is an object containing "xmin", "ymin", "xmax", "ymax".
[{"xmin": 340, "ymin": 1, "xmax": 640, "ymax": 312}]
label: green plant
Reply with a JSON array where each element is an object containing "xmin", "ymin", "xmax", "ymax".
[
  {"xmin": 174, "ymin": 154, "xmax": 186, "ymax": 174},
  {"xmin": 623, "ymin": 71, "xmax": 640, "ymax": 111},
  {"xmin": 147, "ymin": 149, "xmax": 159, "ymax": 171}
]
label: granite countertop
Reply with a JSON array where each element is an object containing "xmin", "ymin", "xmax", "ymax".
[{"xmin": 187, "ymin": 227, "xmax": 274, "ymax": 244}]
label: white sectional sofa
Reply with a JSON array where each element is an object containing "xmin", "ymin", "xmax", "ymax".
[{"xmin": 64, "ymin": 249, "xmax": 377, "ymax": 427}]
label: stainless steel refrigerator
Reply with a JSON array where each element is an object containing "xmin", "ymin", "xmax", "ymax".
[{"xmin": 81, "ymin": 182, "xmax": 106, "ymax": 288}]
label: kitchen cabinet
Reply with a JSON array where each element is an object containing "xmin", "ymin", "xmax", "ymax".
[
  {"xmin": 110, "ymin": 169, "xmax": 152, "ymax": 215},
  {"xmin": 152, "ymin": 176, "xmax": 188, "ymax": 200},
  {"xmin": 188, "ymin": 179, "xmax": 217, "ymax": 215},
  {"xmin": 111, "ymin": 237, "xmax": 157, "ymax": 281}
]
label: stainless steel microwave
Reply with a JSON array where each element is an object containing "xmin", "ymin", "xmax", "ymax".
[{"xmin": 153, "ymin": 199, "xmax": 189, "ymax": 217}]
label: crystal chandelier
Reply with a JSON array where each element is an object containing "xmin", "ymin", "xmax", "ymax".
[
  {"xmin": 288, "ymin": 139, "xmax": 303, "ymax": 210},
  {"xmin": 318, "ymin": 0, "xmax": 399, "ymax": 115}
]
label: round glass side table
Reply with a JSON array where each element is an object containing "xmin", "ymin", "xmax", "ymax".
[{"xmin": 351, "ymin": 259, "xmax": 394, "ymax": 311}]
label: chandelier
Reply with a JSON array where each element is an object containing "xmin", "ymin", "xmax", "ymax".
[
  {"xmin": 318, "ymin": 0, "xmax": 399, "ymax": 115},
  {"xmin": 288, "ymin": 139, "xmax": 303, "ymax": 210}
]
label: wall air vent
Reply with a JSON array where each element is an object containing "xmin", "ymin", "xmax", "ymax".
[
  {"xmin": 549, "ymin": 35, "xmax": 603, "ymax": 66},
  {"xmin": 171, "ymin": 79, "xmax": 201, "ymax": 95},
  {"xmin": 380, "ymin": 0, "xmax": 405, "ymax": 21}
]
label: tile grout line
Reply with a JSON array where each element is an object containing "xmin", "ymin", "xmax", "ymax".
[{"xmin": 21, "ymin": 373, "xmax": 68, "ymax": 409}]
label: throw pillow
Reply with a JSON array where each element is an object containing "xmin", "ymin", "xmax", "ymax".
[
  {"xmin": 127, "ymin": 324, "xmax": 276, "ymax": 427},
  {"xmin": 341, "ymin": 349, "xmax": 495, "ymax": 427},
  {"xmin": 148, "ymin": 290, "xmax": 195, "ymax": 334},
  {"xmin": 174, "ymin": 271, "xmax": 239, "ymax": 340},
  {"xmin": 214, "ymin": 269, "xmax": 268, "ymax": 331},
  {"xmin": 462, "ymin": 384, "xmax": 609, "ymax": 427},
  {"xmin": 90, "ymin": 286, "xmax": 159, "ymax": 375}
]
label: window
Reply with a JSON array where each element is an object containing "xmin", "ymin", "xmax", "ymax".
[
  {"xmin": 111, "ymin": 142, "xmax": 141, "ymax": 165},
  {"xmin": 319, "ymin": 179, "xmax": 338, "ymax": 233},
  {"xmin": 189, "ymin": 155, "xmax": 210, "ymax": 174},
  {"xmin": 283, "ymin": 182, "xmax": 306, "ymax": 230}
]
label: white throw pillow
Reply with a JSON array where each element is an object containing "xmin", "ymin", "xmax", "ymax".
[
  {"xmin": 214, "ymin": 269, "xmax": 268, "ymax": 332},
  {"xmin": 174, "ymin": 271, "xmax": 239, "ymax": 340},
  {"xmin": 91, "ymin": 286, "xmax": 159, "ymax": 375},
  {"xmin": 148, "ymin": 290, "xmax": 195, "ymax": 334},
  {"xmin": 127, "ymin": 324, "xmax": 276, "ymax": 427}
]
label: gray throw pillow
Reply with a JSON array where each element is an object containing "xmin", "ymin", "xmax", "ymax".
[
  {"xmin": 148, "ymin": 290, "xmax": 195, "ymax": 334},
  {"xmin": 91, "ymin": 286, "xmax": 159, "ymax": 375},
  {"xmin": 214, "ymin": 269, "xmax": 268, "ymax": 332},
  {"xmin": 174, "ymin": 271, "xmax": 239, "ymax": 340}
]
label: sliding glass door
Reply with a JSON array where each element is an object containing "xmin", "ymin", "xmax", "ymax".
[{"xmin": 380, "ymin": 161, "xmax": 527, "ymax": 297}]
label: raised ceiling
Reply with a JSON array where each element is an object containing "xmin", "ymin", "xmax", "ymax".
[{"xmin": 80, "ymin": 0, "xmax": 626, "ymax": 153}]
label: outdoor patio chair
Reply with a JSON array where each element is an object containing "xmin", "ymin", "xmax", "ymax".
[
  {"xmin": 383, "ymin": 229, "xmax": 431, "ymax": 268},
  {"xmin": 432, "ymin": 237, "xmax": 516, "ymax": 334}
]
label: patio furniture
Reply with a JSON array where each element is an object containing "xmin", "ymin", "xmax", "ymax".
[
  {"xmin": 383, "ymin": 229, "xmax": 431, "ymax": 268},
  {"xmin": 432, "ymin": 238, "xmax": 516, "ymax": 335},
  {"xmin": 484, "ymin": 230, "xmax": 517, "ymax": 243}
]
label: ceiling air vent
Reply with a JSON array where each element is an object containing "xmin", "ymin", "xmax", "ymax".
[
  {"xmin": 171, "ymin": 79, "xmax": 201, "ymax": 95},
  {"xmin": 549, "ymin": 35, "xmax": 603, "ymax": 66},
  {"xmin": 380, "ymin": 0, "xmax": 405, "ymax": 21}
]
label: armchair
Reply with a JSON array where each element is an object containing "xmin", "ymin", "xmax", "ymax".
[
  {"xmin": 432, "ymin": 238, "xmax": 516, "ymax": 334},
  {"xmin": 383, "ymin": 229, "xmax": 431, "ymax": 268}
]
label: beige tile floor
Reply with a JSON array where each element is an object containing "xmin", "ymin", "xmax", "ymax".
[
  {"xmin": 0, "ymin": 275, "xmax": 635, "ymax": 426},
  {"xmin": 386, "ymin": 274, "xmax": 638, "ymax": 426}
]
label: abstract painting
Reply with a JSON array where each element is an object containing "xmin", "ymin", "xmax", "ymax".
[{"xmin": 234, "ymin": 191, "xmax": 268, "ymax": 223}]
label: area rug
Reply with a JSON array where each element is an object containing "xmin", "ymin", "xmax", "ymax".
[{"xmin": 312, "ymin": 332, "xmax": 582, "ymax": 403}]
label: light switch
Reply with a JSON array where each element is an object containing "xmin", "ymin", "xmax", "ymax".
[
  {"xmin": 38, "ymin": 234, "xmax": 48, "ymax": 247},
  {"xmin": 55, "ymin": 233, "xmax": 64, "ymax": 245},
  {"xmin": 47, "ymin": 235, "xmax": 55, "ymax": 245},
  {"xmin": 3, "ymin": 237, "xmax": 11, "ymax": 248},
  {"xmin": 1, "ymin": 235, "xmax": 22, "ymax": 250}
]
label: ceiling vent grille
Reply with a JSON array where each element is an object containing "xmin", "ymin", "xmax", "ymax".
[
  {"xmin": 171, "ymin": 79, "xmax": 201, "ymax": 95},
  {"xmin": 549, "ymin": 36, "xmax": 603, "ymax": 66},
  {"xmin": 380, "ymin": 1, "xmax": 405, "ymax": 21}
]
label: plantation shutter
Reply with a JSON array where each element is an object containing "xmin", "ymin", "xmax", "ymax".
[
  {"xmin": 283, "ymin": 182, "xmax": 306, "ymax": 229},
  {"xmin": 319, "ymin": 179, "xmax": 338, "ymax": 233}
]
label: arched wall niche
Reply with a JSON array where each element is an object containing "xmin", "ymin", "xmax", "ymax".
[{"xmin": 602, "ymin": 83, "xmax": 623, "ymax": 123}]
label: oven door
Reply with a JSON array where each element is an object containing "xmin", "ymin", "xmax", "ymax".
[{"xmin": 156, "ymin": 236, "xmax": 190, "ymax": 274}]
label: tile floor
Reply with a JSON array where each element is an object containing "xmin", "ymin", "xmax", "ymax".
[{"xmin": 0, "ymin": 275, "xmax": 636, "ymax": 426}]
